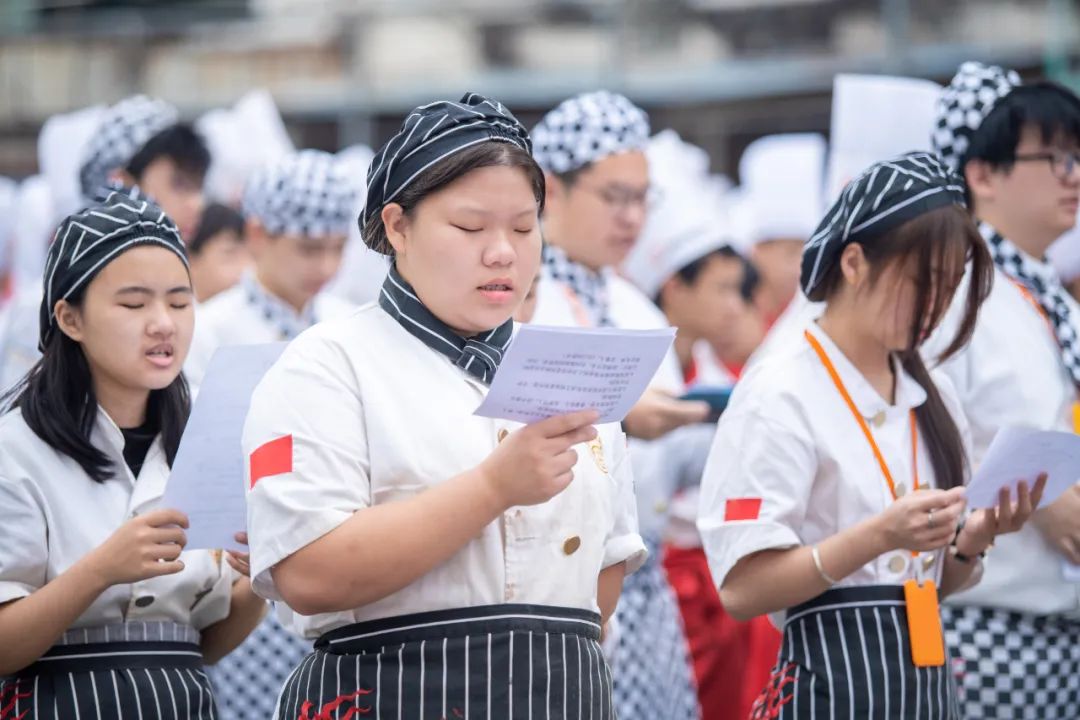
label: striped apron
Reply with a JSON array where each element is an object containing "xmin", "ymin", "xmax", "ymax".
[
  {"xmin": 751, "ymin": 586, "xmax": 961, "ymax": 720},
  {"xmin": 274, "ymin": 604, "xmax": 612, "ymax": 720},
  {"xmin": 0, "ymin": 621, "xmax": 217, "ymax": 719}
]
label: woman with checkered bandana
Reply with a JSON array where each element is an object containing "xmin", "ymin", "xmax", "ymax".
[
  {"xmin": 925, "ymin": 61, "xmax": 1080, "ymax": 719},
  {"xmin": 699, "ymin": 151, "xmax": 1046, "ymax": 719}
]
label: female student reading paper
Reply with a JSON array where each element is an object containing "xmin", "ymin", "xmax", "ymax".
[
  {"xmin": 0, "ymin": 191, "xmax": 264, "ymax": 718},
  {"xmin": 697, "ymin": 152, "xmax": 1047, "ymax": 719},
  {"xmin": 243, "ymin": 93, "xmax": 645, "ymax": 719}
]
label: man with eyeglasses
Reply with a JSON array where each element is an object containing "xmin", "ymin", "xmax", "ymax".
[
  {"xmin": 530, "ymin": 90, "xmax": 705, "ymax": 720},
  {"xmin": 925, "ymin": 62, "xmax": 1080, "ymax": 719}
]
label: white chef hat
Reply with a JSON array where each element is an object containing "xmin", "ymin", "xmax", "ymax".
[
  {"xmin": 38, "ymin": 105, "xmax": 107, "ymax": 220},
  {"xmin": 738, "ymin": 133, "xmax": 827, "ymax": 245},
  {"xmin": 621, "ymin": 131, "xmax": 735, "ymax": 299},
  {"xmin": 197, "ymin": 90, "xmax": 295, "ymax": 206}
]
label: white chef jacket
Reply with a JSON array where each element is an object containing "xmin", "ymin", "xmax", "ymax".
[
  {"xmin": 185, "ymin": 274, "xmax": 354, "ymax": 389},
  {"xmin": 698, "ymin": 321, "xmax": 969, "ymax": 623},
  {"xmin": 0, "ymin": 286, "xmax": 43, "ymax": 393},
  {"xmin": 0, "ymin": 406, "xmax": 233, "ymax": 632},
  {"xmin": 924, "ymin": 264, "xmax": 1080, "ymax": 615},
  {"xmin": 243, "ymin": 303, "xmax": 647, "ymax": 639}
]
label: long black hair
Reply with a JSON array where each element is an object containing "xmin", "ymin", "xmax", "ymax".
[
  {"xmin": 1, "ymin": 285, "xmax": 191, "ymax": 483},
  {"xmin": 808, "ymin": 204, "xmax": 994, "ymax": 489}
]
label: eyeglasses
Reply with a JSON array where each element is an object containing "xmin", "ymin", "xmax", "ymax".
[
  {"xmin": 576, "ymin": 182, "xmax": 661, "ymax": 213},
  {"xmin": 1013, "ymin": 150, "xmax": 1080, "ymax": 181}
]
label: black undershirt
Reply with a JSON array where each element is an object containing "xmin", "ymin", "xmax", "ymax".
[{"xmin": 120, "ymin": 419, "xmax": 158, "ymax": 477}]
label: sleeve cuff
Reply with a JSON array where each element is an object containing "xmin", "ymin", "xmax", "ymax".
[
  {"xmin": 250, "ymin": 509, "xmax": 351, "ymax": 602},
  {"xmin": 603, "ymin": 533, "xmax": 648, "ymax": 575},
  {"xmin": 699, "ymin": 521, "xmax": 801, "ymax": 591},
  {"xmin": 0, "ymin": 581, "xmax": 33, "ymax": 606}
]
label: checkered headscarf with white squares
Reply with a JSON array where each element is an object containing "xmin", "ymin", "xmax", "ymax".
[
  {"xmin": 78, "ymin": 95, "xmax": 180, "ymax": 201},
  {"xmin": 242, "ymin": 150, "xmax": 360, "ymax": 238},
  {"xmin": 932, "ymin": 61, "xmax": 1022, "ymax": 173},
  {"xmin": 531, "ymin": 91, "xmax": 650, "ymax": 174}
]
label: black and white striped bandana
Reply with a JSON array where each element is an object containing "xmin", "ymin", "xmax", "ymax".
[
  {"xmin": 801, "ymin": 151, "xmax": 966, "ymax": 297},
  {"xmin": 378, "ymin": 264, "xmax": 513, "ymax": 384},
  {"xmin": 361, "ymin": 92, "xmax": 532, "ymax": 241},
  {"xmin": 40, "ymin": 190, "xmax": 188, "ymax": 350},
  {"xmin": 542, "ymin": 244, "xmax": 613, "ymax": 327},
  {"xmin": 981, "ymin": 221, "xmax": 1080, "ymax": 387}
]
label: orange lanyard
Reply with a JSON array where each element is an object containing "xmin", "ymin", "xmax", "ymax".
[
  {"xmin": 1007, "ymin": 278, "xmax": 1080, "ymax": 433},
  {"xmin": 1007, "ymin": 277, "xmax": 1055, "ymax": 333},
  {"xmin": 804, "ymin": 330, "xmax": 920, "ymax": 500}
]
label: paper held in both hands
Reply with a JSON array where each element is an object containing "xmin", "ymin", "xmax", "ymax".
[
  {"xmin": 474, "ymin": 324, "xmax": 676, "ymax": 424},
  {"xmin": 161, "ymin": 343, "xmax": 287, "ymax": 551}
]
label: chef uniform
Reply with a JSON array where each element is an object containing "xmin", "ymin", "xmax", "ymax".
[
  {"xmin": 699, "ymin": 153, "xmax": 974, "ymax": 719},
  {"xmin": 243, "ymin": 93, "xmax": 646, "ymax": 719},
  {"xmin": 0, "ymin": 193, "xmax": 234, "ymax": 719}
]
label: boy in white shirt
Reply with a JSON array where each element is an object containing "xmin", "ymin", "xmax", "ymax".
[{"xmin": 927, "ymin": 61, "xmax": 1080, "ymax": 718}]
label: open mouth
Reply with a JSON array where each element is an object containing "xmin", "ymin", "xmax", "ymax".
[
  {"xmin": 146, "ymin": 344, "xmax": 175, "ymax": 366},
  {"xmin": 479, "ymin": 283, "xmax": 513, "ymax": 292}
]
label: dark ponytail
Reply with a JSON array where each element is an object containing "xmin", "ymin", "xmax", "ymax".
[
  {"xmin": 809, "ymin": 204, "xmax": 994, "ymax": 489},
  {"xmin": 1, "ymin": 288, "xmax": 190, "ymax": 483}
]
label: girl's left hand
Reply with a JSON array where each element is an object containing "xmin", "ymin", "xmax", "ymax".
[
  {"xmin": 958, "ymin": 474, "xmax": 1048, "ymax": 555},
  {"xmin": 226, "ymin": 531, "xmax": 251, "ymax": 577}
]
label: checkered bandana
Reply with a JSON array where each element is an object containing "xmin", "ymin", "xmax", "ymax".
[
  {"xmin": 532, "ymin": 90, "xmax": 650, "ymax": 174},
  {"xmin": 41, "ymin": 190, "xmax": 187, "ymax": 350},
  {"xmin": 981, "ymin": 221, "xmax": 1080, "ymax": 387},
  {"xmin": 801, "ymin": 151, "xmax": 966, "ymax": 297},
  {"xmin": 78, "ymin": 95, "xmax": 179, "ymax": 200},
  {"xmin": 242, "ymin": 150, "xmax": 360, "ymax": 238},
  {"xmin": 932, "ymin": 61, "xmax": 1022, "ymax": 173},
  {"xmin": 542, "ymin": 244, "xmax": 613, "ymax": 327}
]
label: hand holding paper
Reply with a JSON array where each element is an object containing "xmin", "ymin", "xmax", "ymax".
[
  {"xmin": 474, "ymin": 324, "xmax": 676, "ymax": 424},
  {"xmin": 965, "ymin": 426, "xmax": 1080, "ymax": 509}
]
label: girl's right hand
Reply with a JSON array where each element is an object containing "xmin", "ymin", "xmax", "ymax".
[
  {"xmin": 875, "ymin": 486, "xmax": 967, "ymax": 554},
  {"xmin": 83, "ymin": 509, "xmax": 189, "ymax": 586},
  {"xmin": 479, "ymin": 410, "xmax": 600, "ymax": 509}
]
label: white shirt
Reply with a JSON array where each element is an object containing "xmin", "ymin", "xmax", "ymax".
[
  {"xmin": 925, "ymin": 265, "xmax": 1080, "ymax": 614},
  {"xmin": 698, "ymin": 321, "xmax": 968, "ymax": 623},
  {"xmin": 185, "ymin": 275, "xmax": 354, "ymax": 389},
  {"xmin": 243, "ymin": 304, "xmax": 647, "ymax": 639},
  {"xmin": 0, "ymin": 286, "xmax": 43, "ymax": 393},
  {"xmin": 532, "ymin": 269, "xmax": 684, "ymax": 393},
  {"xmin": 0, "ymin": 407, "xmax": 233, "ymax": 632}
]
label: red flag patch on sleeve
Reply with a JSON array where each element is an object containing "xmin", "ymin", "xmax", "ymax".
[
  {"xmin": 724, "ymin": 497, "xmax": 762, "ymax": 522},
  {"xmin": 249, "ymin": 435, "xmax": 293, "ymax": 488}
]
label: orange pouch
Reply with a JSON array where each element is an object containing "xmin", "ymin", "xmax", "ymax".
[{"xmin": 903, "ymin": 579, "xmax": 945, "ymax": 667}]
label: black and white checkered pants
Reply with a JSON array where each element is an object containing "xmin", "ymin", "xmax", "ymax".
[{"xmin": 944, "ymin": 604, "xmax": 1080, "ymax": 719}]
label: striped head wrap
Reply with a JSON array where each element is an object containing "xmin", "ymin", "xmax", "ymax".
[
  {"xmin": 800, "ymin": 151, "xmax": 966, "ymax": 297},
  {"xmin": 360, "ymin": 92, "xmax": 531, "ymax": 245},
  {"xmin": 40, "ymin": 190, "xmax": 188, "ymax": 350}
]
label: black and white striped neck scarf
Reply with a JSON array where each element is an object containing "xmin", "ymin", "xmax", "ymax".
[
  {"xmin": 542, "ymin": 244, "xmax": 613, "ymax": 327},
  {"xmin": 981, "ymin": 221, "xmax": 1080, "ymax": 387},
  {"xmin": 378, "ymin": 265, "xmax": 513, "ymax": 384}
]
